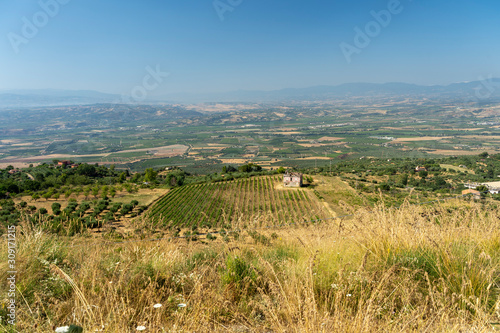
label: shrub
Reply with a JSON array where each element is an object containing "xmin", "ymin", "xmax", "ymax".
[{"xmin": 221, "ymin": 255, "xmax": 257, "ymax": 297}]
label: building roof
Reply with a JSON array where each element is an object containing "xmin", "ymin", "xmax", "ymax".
[
  {"xmin": 284, "ymin": 172, "xmax": 302, "ymax": 177},
  {"xmin": 482, "ymin": 181, "xmax": 500, "ymax": 188},
  {"xmin": 462, "ymin": 189, "xmax": 481, "ymax": 195}
]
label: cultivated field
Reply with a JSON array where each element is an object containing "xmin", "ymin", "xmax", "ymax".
[
  {"xmin": 3, "ymin": 100, "xmax": 500, "ymax": 173},
  {"xmin": 149, "ymin": 176, "xmax": 328, "ymax": 229}
]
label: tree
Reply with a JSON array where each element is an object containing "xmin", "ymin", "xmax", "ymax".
[
  {"xmin": 24, "ymin": 180, "xmax": 40, "ymax": 192},
  {"xmin": 32, "ymin": 193, "xmax": 40, "ymax": 201},
  {"xmin": 479, "ymin": 152, "xmax": 489, "ymax": 158},
  {"xmin": 169, "ymin": 175, "xmax": 179, "ymax": 187},
  {"xmin": 399, "ymin": 174, "xmax": 409, "ymax": 186},
  {"xmin": 378, "ymin": 184, "xmax": 391, "ymax": 191},
  {"xmin": 487, "ymin": 167, "xmax": 495, "ymax": 179},
  {"xmin": 77, "ymin": 164, "xmax": 97, "ymax": 177},
  {"xmin": 131, "ymin": 173, "xmax": 141, "ymax": 183},
  {"xmin": 120, "ymin": 204, "xmax": 133, "ymax": 215},
  {"xmin": 144, "ymin": 168, "xmax": 157, "ymax": 182},
  {"xmin": 433, "ymin": 176, "xmax": 447, "ymax": 187},
  {"xmin": 222, "ymin": 165, "xmax": 237, "ymax": 173},
  {"xmin": 83, "ymin": 187, "xmax": 90, "ymax": 199},
  {"xmin": 239, "ymin": 164, "xmax": 251, "ymax": 173},
  {"xmin": 52, "ymin": 202, "xmax": 61, "ymax": 215},
  {"xmin": 166, "ymin": 171, "xmax": 185, "ymax": 188},
  {"xmin": 119, "ymin": 172, "xmax": 127, "ymax": 183},
  {"xmin": 418, "ymin": 170, "xmax": 428, "ymax": 179},
  {"xmin": 101, "ymin": 186, "xmax": 109, "ymax": 198},
  {"xmin": 476, "ymin": 185, "xmax": 488, "ymax": 192},
  {"xmin": 239, "ymin": 163, "xmax": 261, "ymax": 173},
  {"xmin": 92, "ymin": 186, "xmax": 100, "ymax": 198},
  {"xmin": 42, "ymin": 191, "xmax": 53, "ymax": 201}
]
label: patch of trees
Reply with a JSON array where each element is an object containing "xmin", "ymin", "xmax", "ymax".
[{"xmin": 238, "ymin": 163, "xmax": 262, "ymax": 173}]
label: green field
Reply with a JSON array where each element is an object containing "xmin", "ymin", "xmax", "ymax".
[
  {"xmin": 2, "ymin": 101, "xmax": 500, "ymax": 172},
  {"xmin": 148, "ymin": 175, "xmax": 328, "ymax": 229}
]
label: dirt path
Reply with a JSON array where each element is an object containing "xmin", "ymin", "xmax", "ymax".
[{"xmin": 321, "ymin": 201, "xmax": 337, "ymax": 217}]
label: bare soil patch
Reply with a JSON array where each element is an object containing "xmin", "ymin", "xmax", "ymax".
[
  {"xmin": 428, "ymin": 149, "xmax": 499, "ymax": 156},
  {"xmin": 391, "ymin": 136, "xmax": 453, "ymax": 143}
]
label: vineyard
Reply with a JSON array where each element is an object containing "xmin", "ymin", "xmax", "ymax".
[{"xmin": 148, "ymin": 175, "xmax": 329, "ymax": 229}]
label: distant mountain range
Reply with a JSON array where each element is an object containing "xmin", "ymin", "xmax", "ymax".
[
  {"xmin": 2, "ymin": 79, "xmax": 500, "ymax": 107},
  {"xmin": 0, "ymin": 89, "xmax": 119, "ymax": 108},
  {"xmin": 164, "ymin": 79, "xmax": 500, "ymax": 103}
]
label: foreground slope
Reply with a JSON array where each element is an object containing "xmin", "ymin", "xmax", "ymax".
[{"xmin": 2, "ymin": 200, "xmax": 500, "ymax": 332}]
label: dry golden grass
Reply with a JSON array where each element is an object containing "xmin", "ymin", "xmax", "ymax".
[{"xmin": 2, "ymin": 200, "xmax": 500, "ymax": 332}]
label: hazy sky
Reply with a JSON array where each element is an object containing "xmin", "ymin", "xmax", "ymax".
[{"xmin": 1, "ymin": 0, "xmax": 499, "ymax": 95}]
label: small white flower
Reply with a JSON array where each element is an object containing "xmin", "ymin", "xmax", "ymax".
[
  {"xmin": 153, "ymin": 303, "xmax": 162, "ymax": 308},
  {"xmin": 177, "ymin": 303, "xmax": 187, "ymax": 308},
  {"xmin": 55, "ymin": 327, "xmax": 70, "ymax": 333},
  {"xmin": 346, "ymin": 294, "xmax": 352, "ymax": 297},
  {"xmin": 136, "ymin": 326, "xmax": 146, "ymax": 331}
]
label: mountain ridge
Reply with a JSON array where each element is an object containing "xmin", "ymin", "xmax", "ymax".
[{"xmin": 2, "ymin": 79, "xmax": 500, "ymax": 107}]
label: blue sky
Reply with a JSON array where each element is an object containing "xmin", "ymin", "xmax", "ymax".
[{"xmin": 0, "ymin": 0, "xmax": 499, "ymax": 95}]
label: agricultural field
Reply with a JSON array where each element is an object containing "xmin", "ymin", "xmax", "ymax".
[
  {"xmin": 2, "ymin": 99, "xmax": 500, "ymax": 173},
  {"xmin": 148, "ymin": 175, "xmax": 329, "ymax": 229}
]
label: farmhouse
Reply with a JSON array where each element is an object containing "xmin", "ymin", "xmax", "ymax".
[
  {"xmin": 464, "ymin": 182, "xmax": 480, "ymax": 189},
  {"xmin": 462, "ymin": 189, "xmax": 481, "ymax": 200},
  {"xmin": 489, "ymin": 188, "xmax": 500, "ymax": 195},
  {"xmin": 283, "ymin": 172, "xmax": 303, "ymax": 187},
  {"xmin": 415, "ymin": 166, "xmax": 427, "ymax": 172},
  {"xmin": 57, "ymin": 160, "xmax": 72, "ymax": 166},
  {"xmin": 464, "ymin": 181, "xmax": 500, "ymax": 194}
]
